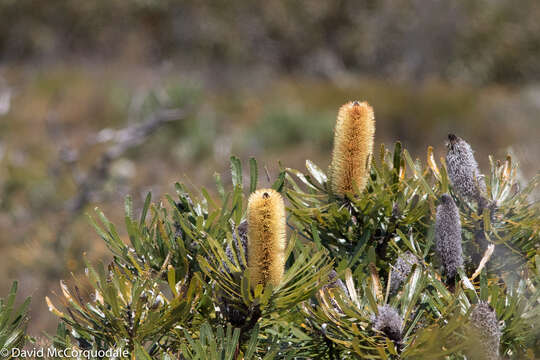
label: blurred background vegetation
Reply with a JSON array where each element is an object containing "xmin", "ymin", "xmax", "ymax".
[{"xmin": 0, "ymin": 0, "xmax": 538, "ymax": 336}]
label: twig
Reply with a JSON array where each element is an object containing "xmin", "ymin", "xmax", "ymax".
[
  {"xmin": 470, "ymin": 243, "xmax": 495, "ymax": 281},
  {"xmin": 55, "ymin": 108, "xmax": 188, "ymax": 250},
  {"xmin": 68, "ymin": 108, "xmax": 187, "ymax": 213}
]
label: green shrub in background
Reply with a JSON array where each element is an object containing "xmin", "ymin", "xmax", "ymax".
[
  {"xmin": 31, "ymin": 101, "xmax": 540, "ymax": 359},
  {"xmin": 254, "ymin": 107, "xmax": 333, "ymax": 151},
  {"xmin": 2, "ymin": 0, "xmax": 540, "ymax": 84}
]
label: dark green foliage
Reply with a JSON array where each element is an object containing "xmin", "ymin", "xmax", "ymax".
[
  {"xmin": 45, "ymin": 141, "xmax": 538, "ymax": 359},
  {"xmin": 285, "ymin": 141, "xmax": 539, "ymax": 358},
  {"xmin": 286, "ymin": 143, "xmax": 431, "ymax": 268},
  {"xmin": 46, "ymin": 157, "xmax": 334, "ymax": 358}
]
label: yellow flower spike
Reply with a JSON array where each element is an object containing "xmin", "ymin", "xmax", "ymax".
[
  {"xmin": 329, "ymin": 101, "xmax": 375, "ymax": 196},
  {"xmin": 247, "ymin": 188, "xmax": 286, "ymax": 288}
]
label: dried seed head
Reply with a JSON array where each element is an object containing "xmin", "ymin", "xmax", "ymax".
[
  {"xmin": 390, "ymin": 252, "xmax": 417, "ymax": 293},
  {"xmin": 468, "ymin": 302, "xmax": 501, "ymax": 360},
  {"xmin": 247, "ymin": 189, "xmax": 286, "ymax": 287},
  {"xmin": 225, "ymin": 220, "xmax": 248, "ymax": 268},
  {"xmin": 446, "ymin": 134, "xmax": 486, "ymax": 202},
  {"xmin": 371, "ymin": 305, "xmax": 403, "ymax": 342},
  {"xmin": 435, "ymin": 194, "xmax": 464, "ymax": 281},
  {"xmin": 329, "ymin": 101, "xmax": 375, "ymax": 196}
]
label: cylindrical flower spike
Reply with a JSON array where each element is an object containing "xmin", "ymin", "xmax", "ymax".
[
  {"xmin": 247, "ymin": 189, "xmax": 286, "ymax": 287},
  {"xmin": 446, "ymin": 134, "xmax": 486, "ymax": 203},
  {"xmin": 468, "ymin": 302, "xmax": 501, "ymax": 360},
  {"xmin": 329, "ymin": 101, "xmax": 375, "ymax": 196},
  {"xmin": 371, "ymin": 305, "xmax": 403, "ymax": 343},
  {"xmin": 435, "ymin": 194, "xmax": 464, "ymax": 282}
]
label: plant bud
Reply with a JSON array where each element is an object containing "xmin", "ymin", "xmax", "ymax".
[
  {"xmin": 468, "ymin": 302, "xmax": 501, "ymax": 360},
  {"xmin": 329, "ymin": 101, "xmax": 375, "ymax": 196},
  {"xmin": 371, "ymin": 305, "xmax": 403, "ymax": 342},
  {"xmin": 247, "ymin": 189, "xmax": 286, "ymax": 287},
  {"xmin": 389, "ymin": 252, "xmax": 417, "ymax": 293},
  {"xmin": 446, "ymin": 134, "xmax": 486, "ymax": 202},
  {"xmin": 435, "ymin": 194, "xmax": 464, "ymax": 282}
]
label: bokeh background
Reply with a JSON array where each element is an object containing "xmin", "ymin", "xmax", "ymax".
[{"xmin": 0, "ymin": 0, "xmax": 538, "ymax": 336}]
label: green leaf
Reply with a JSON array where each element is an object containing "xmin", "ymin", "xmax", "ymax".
[
  {"xmin": 140, "ymin": 192, "xmax": 152, "ymax": 226},
  {"xmin": 214, "ymin": 172, "xmax": 226, "ymax": 199},
  {"xmin": 230, "ymin": 155, "xmax": 243, "ymax": 188},
  {"xmin": 244, "ymin": 324, "xmax": 260, "ymax": 359},
  {"xmin": 272, "ymin": 169, "xmax": 286, "ymax": 192},
  {"xmin": 125, "ymin": 195, "xmax": 133, "ymax": 220},
  {"xmin": 306, "ymin": 160, "xmax": 327, "ymax": 186},
  {"xmin": 249, "ymin": 157, "xmax": 258, "ymax": 193}
]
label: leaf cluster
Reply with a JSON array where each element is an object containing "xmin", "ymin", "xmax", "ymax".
[
  {"xmin": 285, "ymin": 142, "xmax": 539, "ymax": 359},
  {"xmin": 43, "ymin": 141, "xmax": 539, "ymax": 359},
  {"xmin": 47, "ymin": 157, "xmax": 332, "ymax": 359},
  {"xmin": 0, "ymin": 282, "xmax": 30, "ymax": 359}
]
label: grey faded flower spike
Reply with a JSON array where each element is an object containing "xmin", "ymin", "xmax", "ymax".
[
  {"xmin": 468, "ymin": 302, "xmax": 501, "ymax": 360},
  {"xmin": 371, "ymin": 305, "xmax": 403, "ymax": 343},
  {"xmin": 446, "ymin": 134, "xmax": 487, "ymax": 206},
  {"xmin": 435, "ymin": 194, "xmax": 463, "ymax": 283}
]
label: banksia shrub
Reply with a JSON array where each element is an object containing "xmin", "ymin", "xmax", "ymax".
[
  {"xmin": 40, "ymin": 101, "xmax": 538, "ymax": 359},
  {"xmin": 435, "ymin": 193, "xmax": 464, "ymax": 282},
  {"xmin": 247, "ymin": 188, "xmax": 287, "ymax": 287},
  {"xmin": 446, "ymin": 134, "xmax": 486, "ymax": 204},
  {"xmin": 283, "ymin": 102, "xmax": 537, "ymax": 358},
  {"xmin": 329, "ymin": 101, "xmax": 375, "ymax": 196},
  {"xmin": 468, "ymin": 302, "xmax": 501, "ymax": 360}
]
